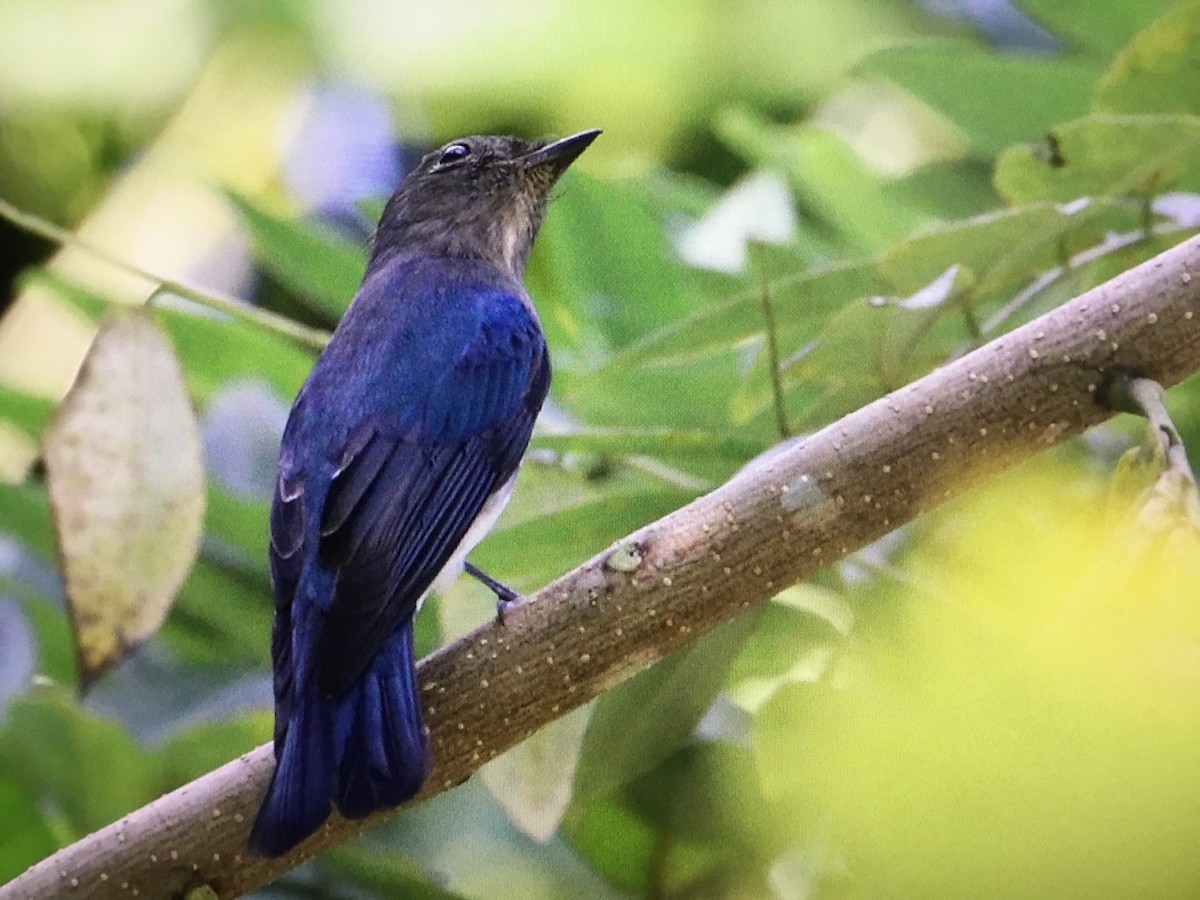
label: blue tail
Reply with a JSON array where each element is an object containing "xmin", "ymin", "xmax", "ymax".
[
  {"xmin": 248, "ymin": 627, "xmax": 429, "ymax": 856},
  {"xmin": 248, "ymin": 687, "xmax": 336, "ymax": 857},
  {"xmin": 334, "ymin": 626, "xmax": 430, "ymax": 817}
]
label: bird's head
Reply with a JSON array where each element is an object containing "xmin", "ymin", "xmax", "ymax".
[{"xmin": 371, "ymin": 130, "xmax": 601, "ymax": 278}]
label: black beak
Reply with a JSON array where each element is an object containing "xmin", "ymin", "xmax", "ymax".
[{"xmin": 521, "ymin": 129, "xmax": 602, "ymax": 176}]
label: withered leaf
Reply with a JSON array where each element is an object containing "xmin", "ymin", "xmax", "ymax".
[{"xmin": 43, "ymin": 308, "xmax": 206, "ymax": 691}]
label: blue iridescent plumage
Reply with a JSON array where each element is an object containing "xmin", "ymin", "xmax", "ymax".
[{"xmin": 249, "ymin": 130, "xmax": 598, "ymax": 856}]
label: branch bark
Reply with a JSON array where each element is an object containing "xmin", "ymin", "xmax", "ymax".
[{"xmin": 5, "ymin": 234, "xmax": 1200, "ymax": 900}]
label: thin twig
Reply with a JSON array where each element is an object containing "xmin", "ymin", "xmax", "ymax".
[
  {"xmin": 0, "ymin": 196, "xmax": 331, "ymax": 351},
  {"xmin": 1103, "ymin": 372, "xmax": 1197, "ymax": 486},
  {"xmin": 625, "ymin": 454, "xmax": 711, "ymax": 492},
  {"xmin": 982, "ymin": 222, "xmax": 1197, "ymax": 338},
  {"xmin": 959, "ymin": 293, "xmax": 983, "ymax": 344},
  {"xmin": 758, "ymin": 279, "xmax": 791, "ymax": 440}
]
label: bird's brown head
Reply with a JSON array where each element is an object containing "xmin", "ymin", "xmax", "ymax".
[{"xmin": 371, "ymin": 130, "xmax": 601, "ymax": 278}]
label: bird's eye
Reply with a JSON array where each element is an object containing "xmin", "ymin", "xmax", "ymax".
[{"xmin": 437, "ymin": 143, "xmax": 471, "ymax": 166}]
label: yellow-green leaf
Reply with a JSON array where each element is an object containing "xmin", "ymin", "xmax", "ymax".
[
  {"xmin": 1095, "ymin": 2, "xmax": 1200, "ymax": 116},
  {"xmin": 43, "ymin": 309, "xmax": 206, "ymax": 690},
  {"xmin": 994, "ymin": 114, "xmax": 1200, "ymax": 204},
  {"xmin": 481, "ymin": 706, "xmax": 591, "ymax": 842},
  {"xmin": 860, "ymin": 44, "xmax": 1098, "ymax": 154},
  {"xmin": 881, "ymin": 199, "xmax": 1142, "ymax": 296},
  {"xmin": 1017, "ymin": 0, "xmax": 1176, "ymax": 58},
  {"xmin": 227, "ymin": 193, "xmax": 366, "ymax": 321}
]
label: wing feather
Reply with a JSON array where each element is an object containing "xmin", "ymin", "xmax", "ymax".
[{"xmin": 314, "ymin": 305, "xmax": 548, "ymax": 697}]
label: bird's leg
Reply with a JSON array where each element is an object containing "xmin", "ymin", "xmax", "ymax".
[{"xmin": 465, "ymin": 562, "xmax": 522, "ymax": 623}]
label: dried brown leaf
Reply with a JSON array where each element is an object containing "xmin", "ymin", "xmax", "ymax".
[{"xmin": 43, "ymin": 308, "xmax": 206, "ymax": 690}]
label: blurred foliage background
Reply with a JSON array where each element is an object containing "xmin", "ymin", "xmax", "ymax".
[{"xmin": 2, "ymin": 0, "xmax": 1200, "ymax": 897}]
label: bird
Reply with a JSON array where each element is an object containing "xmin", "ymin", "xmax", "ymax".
[{"xmin": 248, "ymin": 129, "xmax": 601, "ymax": 857}]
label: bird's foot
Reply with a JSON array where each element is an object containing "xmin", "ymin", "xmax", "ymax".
[
  {"xmin": 495, "ymin": 596, "xmax": 518, "ymax": 625},
  {"xmin": 465, "ymin": 563, "xmax": 523, "ymax": 624}
]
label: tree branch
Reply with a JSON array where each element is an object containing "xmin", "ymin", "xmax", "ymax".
[{"xmin": 5, "ymin": 235, "xmax": 1200, "ymax": 900}]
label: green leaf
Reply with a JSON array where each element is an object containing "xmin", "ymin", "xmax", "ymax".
[
  {"xmin": 618, "ymin": 259, "xmax": 884, "ymax": 367},
  {"xmin": 578, "ymin": 348, "xmax": 753, "ymax": 438},
  {"xmin": 564, "ymin": 795, "xmax": 657, "ymax": 896},
  {"xmin": 1095, "ymin": 2, "xmax": 1200, "ymax": 116},
  {"xmin": 485, "ymin": 463, "xmax": 657, "ymax": 533},
  {"xmin": 883, "ymin": 205, "xmax": 1061, "ymax": 294},
  {"xmin": 322, "ymin": 845, "xmax": 473, "ymax": 899},
  {"xmin": 732, "ymin": 295, "xmax": 931, "ymax": 432},
  {"xmin": 528, "ymin": 171, "xmax": 742, "ymax": 441},
  {"xmin": 881, "ymin": 159, "xmax": 1000, "ymax": 222},
  {"xmin": 1016, "ymin": 0, "xmax": 1180, "ymax": 58},
  {"xmin": 636, "ymin": 168, "xmax": 725, "ymax": 219},
  {"xmin": 163, "ymin": 559, "xmax": 272, "ymax": 667},
  {"xmin": 571, "ymin": 612, "xmax": 761, "ymax": 807},
  {"xmin": 727, "ymin": 586, "xmax": 851, "ymax": 686},
  {"xmin": 204, "ymin": 486, "xmax": 271, "ymax": 579},
  {"xmin": 16, "ymin": 588, "xmax": 77, "ymax": 687},
  {"xmin": 480, "ymin": 705, "xmax": 592, "ymax": 842},
  {"xmin": 226, "ymin": 193, "xmax": 366, "ymax": 320},
  {"xmin": 861, "ymin": 43, "xmax": 1098, "ymax": 154},
  {"xmin": 715, "ymin": 109, "xmax": 925, "ymax": 254},
  {"xmin": 156, "ymin": 713, "xmax": 271, "ymax": 784},
  {"xmin": 747, "ymin": 240, "xmax": 815, "ymax": 282},
  {"xmin": 1, "ymin": 691, "xmax": 161, "ymax": 838},
  {"xmin": 985, "ymin": 230, "xmax": 1199, "ymax": 334},
  {"xmin": 527, "ymin": 169, "xmax": 700, "ymax": 359},
  {"xmin": 995, "ymin": 114, "xmax": 1200, "ymax": 204},
  {"xmin": 159, "ymin": 307, "xmax": 314, "ymax": 406},
  {"xmin": 0, "ymin": 775, "xmax": 58, "ymax": 883},
  {"xmin": 753, "ymin": 681, "xmax": 826, "ymax": 806},
  {"xmin": 882, "ymin": 199, "xmax": 1141, "ymax": 297},
  {"xmin": 412, "ymin": 591, "xmax": 442, "ymax": 659},
  {"xmin": 0, "ymin": 383, "xmax": 54, "ymax": 441},
  {"xmin": 0, "ymin": 482, "xmax": 56, "ymax": 562},
  {"xmin": 367, "ymin": 780, "xmax": 628, "ymax": 899},
  {"xmin": 1070, "ymin": 231, "xmax": 1199, "ymax": 292},
  {"xmin": 625, "ymin": 743, "xmax": 771, "ymax": 847},
  {"xmin": 567, "ymin": 234, "xmax": 878, "ymax": 442}
]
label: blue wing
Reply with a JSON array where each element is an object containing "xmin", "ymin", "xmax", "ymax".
[
  {"xmin": 314, "ymin": 301, "xmax": 549, "ymax": 696},
  {"xmin": 269, "ymin": 254, "xmax": 550, "ymax": 715}
]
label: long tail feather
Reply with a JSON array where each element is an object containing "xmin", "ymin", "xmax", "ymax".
[
  {"xmin": 249, "ymin": 625, "xmax": 429, "ymax": 856},
  {"xmin": 335, "ymin": 626, "xmax": 429, "ymax": 818},
  {"xmin": 248, "ymin": 690, "xmax": 335, "ymax": 857}
]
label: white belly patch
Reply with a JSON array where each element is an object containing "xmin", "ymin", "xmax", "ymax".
[{"xmin": 422, "ymin": 473, "xmax": 518, "ymax": 608}]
